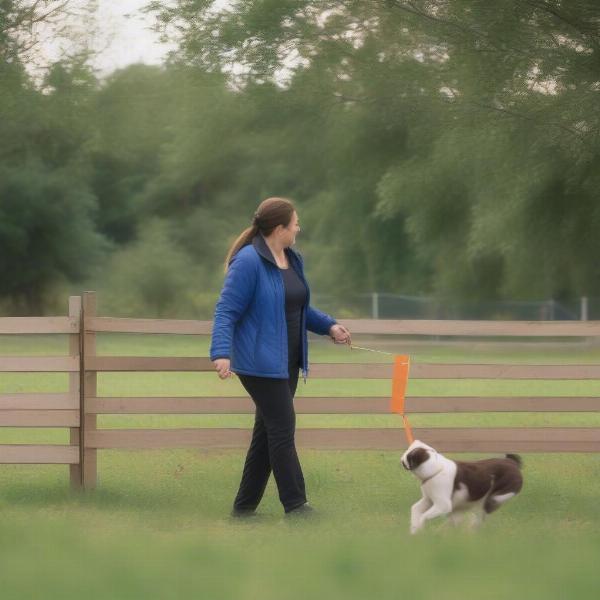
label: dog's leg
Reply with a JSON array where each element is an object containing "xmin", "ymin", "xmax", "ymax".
[
  {"xmin": 468, "ymin": 510, "xmax": 485, "ymax": 530},
  {"xmin": 410, "ymin": 496, "xmax": 432, "ymax": 534},
  {"xmin": 449, "ymin": 512, "xmax": 466, "ymax": 528},
  {"xmin": 484, "ymin": 492, "xmax": 516, "ymax": 514},
  {"xmin": 413, "ymin": 500, "xmax": 453, "ymax": 533}
]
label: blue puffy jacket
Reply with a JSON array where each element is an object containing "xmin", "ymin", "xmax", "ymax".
[{"xmin": 209, "ymin": 233, "xmax": 337, "ymax": 380}]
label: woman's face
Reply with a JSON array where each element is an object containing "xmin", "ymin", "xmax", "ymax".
[{"xmin": 281, "ymin": 211, "xmax": 301, "ymax": 247}]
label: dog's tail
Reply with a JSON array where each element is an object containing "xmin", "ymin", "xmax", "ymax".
[{"xmin": 505, "ymin": 453, "xmax": 522, "ymax": 468}]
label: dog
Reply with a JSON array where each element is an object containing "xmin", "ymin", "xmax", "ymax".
[{"xmin": 401, "ymin": 440, "xmax": 523, "ymax": 534}]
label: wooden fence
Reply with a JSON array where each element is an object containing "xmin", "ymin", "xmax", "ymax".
[
  {"xmin": 0, "ymin": 296, "xmax": 82, "ymax": 487},
  {"xmin": 2, "ymin": 291, "xmax": 600, "ymax": 489}
]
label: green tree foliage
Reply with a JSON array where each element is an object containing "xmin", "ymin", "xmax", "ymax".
[
  {"xmin": 0, "ymin": 159, "xmax": 109, "ymax": 313},
  {"xmin": 1, "ymin": 3, "xmax": 108, "ymax": 313},
  {"xmin": 90, "ymin": 65, "xmax": 182, "ymax": 243},
  {"xmin": 3, "ymin": 1, "xmax": 600, "ymax": 315},
  {"xmin": 95, "ymin": 218, "xmax": 209, "ymax": 318},
  {"xmin": 146, "ymin": 0, "xmax": 600, "ymax": 302}
]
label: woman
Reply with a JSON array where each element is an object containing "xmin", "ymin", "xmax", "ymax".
[{"xmin": 210, "ymin": 197, "xmax": 351, "ymax": 517}]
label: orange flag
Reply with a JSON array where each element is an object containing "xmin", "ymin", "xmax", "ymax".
[{"xmin": 390, "ymin": 355, "xmax": 414, "ymax": 445}]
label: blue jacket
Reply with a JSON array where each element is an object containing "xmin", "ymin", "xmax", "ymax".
[{"xmin": 210, "ymin": 234, "xmax": 337, "ymax": 379}]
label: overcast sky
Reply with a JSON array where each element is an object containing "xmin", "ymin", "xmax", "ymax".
[
  {"xmin": 37, "ymin": 0, "xmax": 175, "ymax": 78},
  {"xmin": 91, "ymin": 0, "xmax": 173, "ymax": 75}
]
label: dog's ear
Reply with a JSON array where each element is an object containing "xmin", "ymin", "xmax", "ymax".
[{"xmin": 407, "ymin": 447, "xmax": 429, "ymax": 470}]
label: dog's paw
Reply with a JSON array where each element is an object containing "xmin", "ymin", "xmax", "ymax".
[{"xmin": 410, "ymin": 516, "xmax": 426, "ymax": 535}]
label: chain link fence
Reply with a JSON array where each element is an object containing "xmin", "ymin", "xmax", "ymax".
[{"xmin": 311, "ymin": 293, "xmax": 600, "ymax": 321}]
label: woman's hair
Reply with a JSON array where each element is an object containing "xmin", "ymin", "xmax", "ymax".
[{"xmin": 224, "ymin": 197, "xmax": 296, "ymax": 271}]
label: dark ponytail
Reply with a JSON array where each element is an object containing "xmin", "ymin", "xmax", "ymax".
[{"xmin": 224, "ymin": 197, "xmax": 295, "ymax": 272}]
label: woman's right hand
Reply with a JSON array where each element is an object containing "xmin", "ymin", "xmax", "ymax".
[{"xmin": 213, "ymin": 358, "xmax": 232, "ymax": 379}]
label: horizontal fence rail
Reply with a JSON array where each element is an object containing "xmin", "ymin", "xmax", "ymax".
[
  {"xmin": 0, "ymin": 410, "xmax": 80, "ymax": 427},
  {"xmin": 84, "ymin": 358, "xmax": 600, "ymax": 380},
  {"xmin": 341, "ymin": 319, "xmax": 600, "ymax": 337},
  {"xmin": 83, "ymin": 316, "xmax": 600, "ymax": 337},
  {"xmin": 3, "ymin": 291, "xmax": 600, "ymax": 490},
  {"xmin": 84, "ymin": 428, "xmax": 600, "ymax": 453},
  {"xmin": 0, "ymin": 316, "xmax": 79, "ymax": 335},
  {"xmin": 0, "ymin": 393, "xmax": 79, "ymax": 410},
  {"xmin": 85, "ymin": 356, "xmax": 214, "ymax": 372},
  {"xmin": 0, "ymin": 445, "xmax": 80, "ymax": 464},
  {"xmin": 85, "ymin": 396, "xmax": 600, "ymax": 414},
  {"xmin": 87, "ymin": 317, "xmax": 212, "ymax": 335},
  {"xmin": 0, "ymin": 356, "xmax": 80, "ymax": 372},
  {"xmin": 308, "ymin": 363, "xmax": 600, "ymax": 380}
]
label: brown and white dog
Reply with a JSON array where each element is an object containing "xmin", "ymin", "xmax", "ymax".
[{"xmin": 401, "ymin": 440, "xmax": 523, "ymax": 534}]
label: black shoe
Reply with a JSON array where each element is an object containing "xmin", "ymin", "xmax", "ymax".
[
  {"xmin": 285, "ymin": 503, "xmax": 316, "ymax": 518},
  {"xmin": 230, "ymin": 507, "xmax": 257, "ymax": 518}
]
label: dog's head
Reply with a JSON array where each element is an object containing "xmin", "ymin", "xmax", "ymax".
[{"xmin": 401, "ymin": 440, "xmax": 437, "ymax": 473}]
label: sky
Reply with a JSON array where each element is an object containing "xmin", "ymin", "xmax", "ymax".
[
  {"xmin": 33, "ymin": 0, "xmax": 293, "ymax": 86},
  {"xmin": 90, "ymin": 0, "xmax": 174, "ymax": 76},
  {"xmin": 36, "ymin": 0, "xmax": 175, "ymax": 78}
]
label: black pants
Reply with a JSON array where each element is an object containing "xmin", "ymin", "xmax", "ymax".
[{"xmin": 234, "ymin": 367, "xmax": 307, "ymax": 513}]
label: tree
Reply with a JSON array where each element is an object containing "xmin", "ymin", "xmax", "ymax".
[
  {"xmin": 146, "ymin": 0, "xmax": 600, "ymax": 301},
  {"xmin": 0, "ymin": 3, "xmax": 107, "ymax": 313},
  {"xmin": 0, "ymin": 159, "xmax": 109, "ymax": 313},
  {"xmin": 94, "ymin": 218, "xmax": 203, "ymax": 318}
]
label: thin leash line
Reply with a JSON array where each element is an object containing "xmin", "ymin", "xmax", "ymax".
[{"xmin": 349, "ymin": 344, "xmax": 395, "ymax": 356}]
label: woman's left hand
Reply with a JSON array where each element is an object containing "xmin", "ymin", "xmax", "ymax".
[{"xmin": 329, "ymin": 324, "xmax": 351, "ymax": 345}]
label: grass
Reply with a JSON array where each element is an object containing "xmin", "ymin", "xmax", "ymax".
[{"xmin": 1, "ymin": 334, "xmax": 600, "ymax": 599}]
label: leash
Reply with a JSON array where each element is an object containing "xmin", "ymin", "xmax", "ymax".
[
  {"xmin": 349, "ymin": 344, "xmax": 414, "ymax": 445},
  {"xmin": 349, "ymin": 344, "xmax": 394, "ymax": 356}
]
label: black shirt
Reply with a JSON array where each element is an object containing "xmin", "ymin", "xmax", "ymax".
[{"xmin": 279, "ymin": 265, "xmax": 307, "ymax": 370}]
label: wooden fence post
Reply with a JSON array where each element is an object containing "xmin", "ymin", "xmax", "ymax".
[
  {"xmin": 82, "ymin": 291, "xmax": 98, "ymax": 489},
  {"xmin": 69, "ymin": 295, "xmax": 82, "ymax": 489}
]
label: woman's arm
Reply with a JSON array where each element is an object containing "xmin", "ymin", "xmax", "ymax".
[
  {"xmin": 209, "ymin": 251, "xmax": 258, "ymax": 362},
  {"xmin": 306, "ymin": 306, "xmax": 351, "ymax": 344},
  {"xmin": 306, "ymin": 305, "xmax": 336, "ymax": 335}
]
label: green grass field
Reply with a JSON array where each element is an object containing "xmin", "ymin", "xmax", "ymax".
[{"xmin": 1, "ymin": 334, "xmax": 599, "ymax": 599}]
